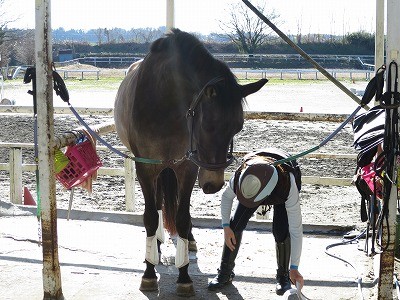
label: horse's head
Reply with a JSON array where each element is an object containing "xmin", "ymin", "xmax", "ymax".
[{"xmin": 190, "ymin": 76, "xmax": 268, "ymax": 194}]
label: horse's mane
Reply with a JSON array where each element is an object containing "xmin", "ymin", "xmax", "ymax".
[
  {"xmin": 150, "ymin": 29, "xmax": 237, "ymax": 87},
  {"xmin": 150, "ymin": 28, "xmax": 211, "ymax": 61}
]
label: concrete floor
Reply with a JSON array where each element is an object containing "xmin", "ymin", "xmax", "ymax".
[{"xmin": 0, "ymin": 202, "xmax": 388, "ymax": 300}]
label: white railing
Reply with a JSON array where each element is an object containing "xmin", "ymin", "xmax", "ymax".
[
  {"xmin": 0, "ymin": 139, "xmax": 356, "ymax": 209},
  {"xmin": 0, "ymin": 110, "xmax": 357, "ymax": 212},
  {"xmin": 231, "ymin": 68, "xmax": 374, "ymax": 80}
]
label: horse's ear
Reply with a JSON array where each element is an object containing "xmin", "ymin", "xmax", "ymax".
[
  {"xmin": 240, "ymin": 78, "xmax": 268, "ymax": 98},
  {"xmin": 205, "ymin": 85, "xmax": 217, "ymax": 98}
]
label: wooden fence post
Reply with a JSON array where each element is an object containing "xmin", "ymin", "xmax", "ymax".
[
  {"xmin": 124, "ymin": 158, "xmax": 136, "ymax": 212},
  {"xmin": 9, "ymin": 148, "xmax": 22, "ymax": 204}
]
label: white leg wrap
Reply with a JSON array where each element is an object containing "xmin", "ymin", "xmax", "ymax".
[
  {"xmin": 145, "ymin": 235, "xmax": 159, "ymax": 265},
  {"xmin": 175, "ymin": 236, "xmax": 189, "ymax": 268},
  {"xmin": 156, "ymin": 210, "xmax": 165, "ymax": 243}
]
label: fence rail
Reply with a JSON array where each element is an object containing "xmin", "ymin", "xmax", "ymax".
[
  {"xmin": 0, "ymin": 110, "xmax": 357, "ymax": 212},
  {"xmin": 232, "ymin": 68, "xmax": 373, "ymax": 80},
  {"xmin": 0, "ymin": 105, "xmax": 351, "ymax": 122},
  {"xmin": 0, "ymin": 139, "xmax": 356, "ymax": 209},
  {"xmin": 77, "ymin": 54, "xmax": 375, "ymax": 66}
]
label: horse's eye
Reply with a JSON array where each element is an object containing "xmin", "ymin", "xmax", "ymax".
[{"xmin": 204, "ymin": 85, "xmax": 217, "ymax": 98}]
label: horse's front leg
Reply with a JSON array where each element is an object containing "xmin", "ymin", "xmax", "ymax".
[
  {"xmin": 138, "ymin": 169, "xmax": 160, "ymax": 292},
  {"xmin": 175, "ymin": 165, "xmax": 197, "ymax": 297}
]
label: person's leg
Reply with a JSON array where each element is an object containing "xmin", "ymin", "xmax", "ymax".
[
  {"xmin": 208, "ymin": 203, "xmax": 257, "ymax": 290},
  {"xmin": 273, "ymin": 203, "xmax": 291, "ymax": 295}
]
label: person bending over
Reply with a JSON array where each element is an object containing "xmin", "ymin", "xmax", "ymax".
[{"xmin": 208, "ymin": 148, "xmax": 304, "ymax": 296}]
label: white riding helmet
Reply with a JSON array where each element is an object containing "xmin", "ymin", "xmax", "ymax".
[{"xmin": 233, "ymin": 157, "xmax": 278, "ymax": 208}]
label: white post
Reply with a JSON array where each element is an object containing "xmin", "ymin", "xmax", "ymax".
[
  {"xmin": 9, "ymin": 148, "xmax": 22, "ymax": 204},
  {"xmin": 375, "ymin": 0, "xmax": 385, "ymax": 72},
  {"xmin": 377, "ymin": 0, "xmax": 400, "ymax": 298},
  {"xmin": 35, "ymin": 0, "xmax": 63, "ymax": 299},
  {"xmin": 124, "ymin": 158, "xmax": 136, "ymax": 212},
  {"xmin": 166, "ymin": 0, "xmax": 175, "ymax": 32}
]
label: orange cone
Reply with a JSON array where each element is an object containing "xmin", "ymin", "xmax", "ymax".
[{"xmin": 23, "ymin": 187, "xmax": 36, "ymax": 206}]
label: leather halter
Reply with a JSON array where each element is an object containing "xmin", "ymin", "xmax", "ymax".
[{"xmin": 185, "ymin": 76, "xmax": 235, "ymax": 171}]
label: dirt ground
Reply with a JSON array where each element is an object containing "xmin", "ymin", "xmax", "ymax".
[{"xmin": 0, "ymin": 112, "xmax": 363, "ymax": 229}]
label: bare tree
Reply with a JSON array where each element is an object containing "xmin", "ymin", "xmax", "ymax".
[
  {"xmin": 0, "ymin": 0, "xmax": 21, "ymax": 69},
  {"xmin": 14, "ymin": 29, "xmax": 35, "ymax": 65},
  {"xmin": 219, "ymin": 2, "xmax": 280, "ymax": 54},
  {"xmin": 95, "ymin": 28, "xmax": 103, "ymax": 45}
]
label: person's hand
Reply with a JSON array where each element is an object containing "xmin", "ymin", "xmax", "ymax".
[
  {"xmin": 289, "ymin": 269, "xmax": 304, "ymax": 290},
  {"xmin": 223, "ymin": 226, "xmax": 236, "ymax": 251}
]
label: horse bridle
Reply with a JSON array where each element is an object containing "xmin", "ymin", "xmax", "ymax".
[{"xmin": 185, "ymin": 76, "xmax": 235, "ymax": 171}]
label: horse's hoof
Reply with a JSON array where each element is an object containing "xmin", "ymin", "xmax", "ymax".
[
  {"xmin": 188, "ymin": 240, "xmax": 197, "ymax": 252},
  {"xmin": 176, "ymin": 282, "xmax": 195, "ymax": 297},
  {"xmin": 139, "ymin": 278, "xmax": 158, "ymax": 291}
]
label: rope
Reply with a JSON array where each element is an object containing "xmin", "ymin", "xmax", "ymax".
[
  {"xmin": 49, "ymin": 67, "xmax": 164, "ymax": 165},
  {"xmin": 273, "ymin": 105, "xmax": 362, "ymax": 166},
  {"xmin": 68, "ymin": 105, "xmax": 163, "ymax": 165}
]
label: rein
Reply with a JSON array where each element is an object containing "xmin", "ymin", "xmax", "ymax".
[
  {"xmin": 185, "ymin": 76, "xmax": 236, "ymax": 170},
  {"xmin": 25, "ymin": 67, "xmax": 163, "ymax": 165},
  {"xmin": 27, "ymin": 66, "xmax": 234, "ymax": 170}
]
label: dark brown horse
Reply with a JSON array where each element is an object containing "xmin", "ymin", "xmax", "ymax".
[{"xmin": 114, "ymin": 29, "xmax": 267, "ymax": 296}]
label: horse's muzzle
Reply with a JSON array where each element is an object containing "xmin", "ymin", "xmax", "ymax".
[{"xmin": 198, "ymin": 168, "xmax": 225, "ymax": 194}]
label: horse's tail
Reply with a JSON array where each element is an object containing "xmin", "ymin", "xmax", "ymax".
[{"xmin": 159, "ymin": 168, "xmax": 178, "ymax": 235}]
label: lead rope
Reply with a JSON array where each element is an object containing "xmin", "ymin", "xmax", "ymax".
[
  {"xmin": 51, "ymin": 68, "xmax": 163, "ymax": 165},
  {"xmin": 272, "ymin": 66, "xmax": 385, "ymax": 167}
]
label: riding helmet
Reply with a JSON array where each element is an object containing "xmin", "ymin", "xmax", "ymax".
[{"xmin": 234, "ymin": 157, "xmax": 278, "ymax": 208}]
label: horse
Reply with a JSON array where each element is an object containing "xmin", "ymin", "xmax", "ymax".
[{"xmin": 114, "ymin": 28, "xmax": 267, "ymax": 296}]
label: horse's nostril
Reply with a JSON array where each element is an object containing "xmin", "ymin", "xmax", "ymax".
[{"xmin": 202, "ymin": 182, "xmax": 224, "ymax": 194}]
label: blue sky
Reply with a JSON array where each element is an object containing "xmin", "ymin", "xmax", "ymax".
[{"xmin": 5, "ymin": 0, "xmax": 376, "ymax": 35}]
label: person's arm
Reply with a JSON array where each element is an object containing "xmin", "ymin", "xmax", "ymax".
[
  {"xmin": 285, "ymin": 173, "xmax": 304, "ymax": 288},
  {"xmin": 220, "ymin": 179, "xmax": 236, "ymax": 227},
  {"xmin": 220, "ymin": 180, "xmax": 237, "ymax": 251}
]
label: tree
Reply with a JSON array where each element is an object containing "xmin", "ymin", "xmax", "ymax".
[
  {"xmin": 95, "ymin": 28, "xmax": 104, "ymax": 45},
  {"xmin": 0, "ymin": 0, "xmax": 20, "ymax": 68},
  {"xmin": 14, "ymin": 29, "xmax": 35, "ymax": 65},
  {"xmin": 219, "ymin": 2, "xmax": 280, "ymax": 54}
]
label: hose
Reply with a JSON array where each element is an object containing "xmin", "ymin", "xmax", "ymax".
[{"xmin": 325, "ymin": 229, "xmax": 367, "ymax": 300}]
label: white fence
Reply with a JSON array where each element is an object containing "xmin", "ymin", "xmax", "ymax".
[
  {"xmin": 231, "ymin": 68, "xmax": 374, "ymax": 80},
  {"xmin": 0, "ymin": 139, "xmax": 356, "ymax": 209},
  {"xmin": 0, "ymin": 108, "xmax": 356, "ymax": 211}
]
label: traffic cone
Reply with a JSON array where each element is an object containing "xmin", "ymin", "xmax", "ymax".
[{"xmin": 23, "ymin": 187, "xmax": 36, "ymax": 206}]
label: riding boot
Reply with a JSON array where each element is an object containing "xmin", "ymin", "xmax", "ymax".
[
  {"xmin": 208, "ymin": 231, "xmax": 243, "ymax": 290},
  {"xmin": 275, "ymin": 235, "xmax": 292, "ymax": 296}
]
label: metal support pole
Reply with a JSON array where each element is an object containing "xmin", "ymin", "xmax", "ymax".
[
  {"xmin": 375, "ymin": 0, "xmax": 385, "ymax": 71},
  {"xmin": 377, "ymin": 1, "xmax": 399, "ymax": 298},
  {"xmin": 35, "ymin": 1, "xmax": 64, "ymax": 299},
  {"xmin": 166, "ymin": 0, "xmax": 175, "ymax": 33}
]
